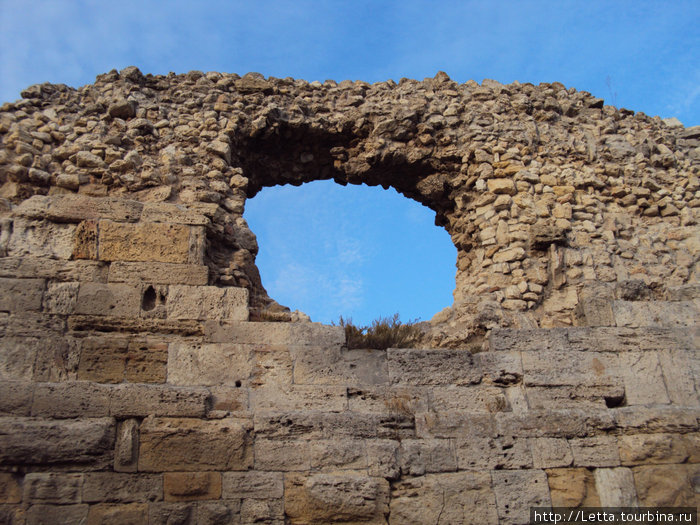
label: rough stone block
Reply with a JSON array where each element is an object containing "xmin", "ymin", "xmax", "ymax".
[
  {"xmin": 31, "ymin": 381, "xmax": 111, "ymax": 418},
  {"xmin": 251, "ymin": 346, "xmax": 294, "ymax": 387},
  {"xmin": 124, "ymin": 339, "xmax": 168, "ymax": 383},
  {"xmin": 346, "ymin": 386, "xmax": 430, "ymax": 414},
  {"xmin": 74, "ymin": 282, "xmax": 141, "ymax": 317},
  {"xmin": 489, "ymin": 328, "xmax": 569, "ymax": 352},
  {"xmin": 495, "ymin": 409, "xmax": 615, "ymax": 438},
  {"xmin": 254, "ymin": 439, "xmax": 367, "ymax": 472},
  {"xmin": 109, "ymin": 384, "xmax": 209, "ymax": 417},
  {"xmin": 0, "ymin": 473, "xmax": 21, "ymax": 504},
  {"xmin": 546, "ymin": 468, "xmax": 600, "ymax": 507},
  {"xmin": 285, "ymin": 471, "xmax": 389, "ymax": 525},
  {"xmin": 614, "ymin": 406, "xmax": 700, "ymax": 433},
  {"xmin": 633, "ymin": 464, "xmax": 698, "ymax": 506},
  {"xmin": 166, "ymin": 285, "xmax": 248, "ymax": 321},
  {"xmin": 0, "ymin": 417, "xmax": 114, "ymax": 468},
  {"xmin": 415, "ymin": 411, "xmax": 496, "ymax": 439},
  {"xmin": 398, "ymin": 439, "xmax": 457, "ymax": 475},
  {"xmin": 430, "ymin": 386, "xmax": 508, "ymax": 412},
  {"xmin": 86, "ymin": 503, "xmax": 148, "ymax": 525},
  {"xmin": 147, "ymin": 502, "xmax": 195, "ymax": 525},
  {"xmin": 25, "ymin": 504, "xmax": 89, "ymax": 525},
  {"xmin": 138, "ymin": 417, "xmax": 253, "ymax": 471},
  {"xmin": 0, "ymin": 277, "xmax": 44, "ymax": 312},
  {"xmin": 524, "ymin": 385, "xmax": 615, "ymax": 410},
  {"xmin": 456, "ymin": 436, "xmax": 532, "ymax": 470},
  {"xmin": 491, "ymin": 470, "xmax": 551, "ymax": 525},
  {"xmin": 32, "ymin": 335, "xmax": 80, "ymax": 382},
  {"xmin": 222, "ymin": 471, "xmax": 284, "ymax": 499},
  {"xmin": 0, "ymin": 505, "xmax": 24, "ymax": 525},
  {"xmin": 250, "ymin": 385, "xmax": 347, "ymax": 412},
  {"xmin": 141, "ymin": 202, "xmax": 211, "ymax": 225},
  {"xmin": 72, "ymin": 219, "xmax": 98, "ymax": 259},
  {"xmin": 390, "ymin": 472, "xmax": 498, "ymax": 525},
  {"xmin": 82, "ymin": 473, "xmax": 163, "ymax": 503},
  {"xmin": 241, "ymin": 497, "xmax": 284, "ymax": 523},
  {"xmin": 198, "ymin": 501, "xmax": 241, "ymax": 524},
  {"xmin": 618, "ymin": 433, "xmax": 690, "ymax": 465},
  {"xmin": 168, "ymin": 342, "xmax": 254, "ymax": 386},
  {"xmin": 204, "ymin": 320, "xmax": 344, "ymax": 346},
  {"xmin": 291, "ymin": 346, "xmax": 388, "ymax": 386},
  {"xmin": 23, "ymin": 473, "xmax": 83, "ymax": 504},
  {"xmin": 114, "ymin": 418, "xmax": 139, "ymax": 473},
  {"xmin": 98, "ymin": 220, "xmax": 197, "ymax": 264},
  {"xmin": 659, "ymin": 349, "xmax": 699, "ymax": 406},
  {"xmin": 613, "ymin": 300, "xmax": 699, "ymax": 328},
  {"xmin": 14, "ymin": 194, "xmax": 143, "ymax": 223},
  {"xmin": 593, "ymin": 467, "xmax": 639, "ymax": 506},
  {"xmin": 569, "ymin": 436, "xmax": 620, "ymax": 467},
  {"xmin": 522, "ymin": 350, "xmax": 619, "ymax": 387},
  {"xmin": 42, "ymin": 281, "xmax": 79, "ymax": 314},
  {"xmin": 208, "ymin": 385, "xmax": 248, "ymax": 413},
  {"xmin": 473, "ymin": 351, "xmax": 524, "ymax": 386},
  {"xmin": 388, "ymin": 348, "xmax": 480, "ymax": 385},
  {"xmin": 0, "ymin": 336, "xmax": 38, "ymax": 380},
  {"xmin": 7, "ymin": 218, "xmax": 76, "ymax": 259},
  {"xmin": 164, "ymin": 472, "xmax": 221, "ymax": 502},
  {"xmin": 530, "ymin": 437, "xmax": 573, "ymax": 468},
  {"xmin": 0, "ymin": 256, "xmax": 107, "ymax": 282},
  {"xmin": 77, "ymin": 336, "xmax": 130, "ymax": 383},
  {"xmin": 618, "ymin": 352, "xmax": 670, "ymax": 405},
  {"xmin": 0, "ymin": 380, "xmax": 33, "ymax": 415},
  {"xmin": 108, "ymin": 261, "xmax": 209, "ymax": 285}
]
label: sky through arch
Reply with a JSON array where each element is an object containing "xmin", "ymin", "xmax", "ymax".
[{"xmin": 244, "ymin": 180, "xmax": 457, "ymax": 326}]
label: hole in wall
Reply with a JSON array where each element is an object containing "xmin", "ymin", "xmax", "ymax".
[
  {"xmin": 142, "ymin": 285, "xmax": 157, "ymax": 311},
  {"xmin": 244, "ymin": 180, "xmax": 457, "ymax": 326}
]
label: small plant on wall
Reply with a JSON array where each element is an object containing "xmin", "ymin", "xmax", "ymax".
[{"xmin": 335, "ymin": 313, "xmax": 422, "ymax": 350}]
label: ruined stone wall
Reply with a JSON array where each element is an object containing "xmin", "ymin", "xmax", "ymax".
[{"xmin": 0, "ymin": 68, "xmax": 698, "ymax": 524}]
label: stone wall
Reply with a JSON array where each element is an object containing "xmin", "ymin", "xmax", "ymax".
[{"xmin": 0, "ymin": 69, "xmax": 698, "ymax": 524}]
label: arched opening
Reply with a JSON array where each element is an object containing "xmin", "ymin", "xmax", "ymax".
[{"xmin": 244, "ymin": 180, "xmax": 457, "ymax": 326}]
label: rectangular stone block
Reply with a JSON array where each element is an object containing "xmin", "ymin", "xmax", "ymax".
[
  {"xmin": 108, "ymin": 261, "xmax": 209, "ymax": 285},
  {"xmin": 86, "ymin": 503, "xmax": 148, "ymax": 525},
  {"xmin": 250, "ymin": 385, "xmax": 347, "ymax": 412},
  {"xmin": 14, "ymin": 194, "xmax": 143, "ymax": 223},
  {"xmin": 0, "ymin": 417, "xmax": 115, "ymax": 468},
  {"xmin": 0, "ymin": 256, "xmax": 107, "ymax": 282},
  {"xmin": 0, "ymin": 337, "xmax": 38, "ymax": 380},
  {"xmin": 388, "ymin": 348, "xmax": 480, "ymax": 385},
  {"xmin": 473, "ymin": 351, "xmax": 524, "ymax": 385},
  {"xmin": 98, "ymin": 220, "xmax": 199, "ymax": 264},
  {"xmin": 109, "ymin": 384, "xmax": 209, "ymax": 417},
  {"xmin": 398, "ymin": 439, "xmax": 457, "ymax": 476},
  {"xmin": 0, "ymin": 473, "xmax": 21, "ymax": 504},
  {"xmin": 138, "ymin": 417, "xmax": 253, "ymax": 471},
  {"xmin": 254, "ymin": 411, "xmax": 416, "ymax": 440},
  {"xmin": 7, "ymin": 218, "xmax": 77, "ymax": 259},
  {"xmin": 525, "ymin": 384, "xmax": 622, "ymax": 410},
  {"xmin": 415, "ymin": 411, "xmax": 496, "ymax": 439},
  {"xmin": 530, "ymin": 438, "xmax": 574, "ymax": 469},
  {"xmin": 74, "ymin": 282, "xmax": 141, "ymax": 317},
  {"xmin": 659, "ymin": 349, "xmax": 699, "ymax": 406},
  {"xmin": 168, "ymin": 342, "xmax": 254, "ymax": 386},
  {"xmin": 495, "ymin": 409, "xmax": 616, "ymax": 438},
  {"xmin": 67, "ymin": 315, "xmax": 203, "ymax": 336},
  {"xmin": 632, "ymin": 464, "xmax": 698, "ymax": 507},
  {"xmin": 618, "ymin": 352, "xmax": 670, "ymax": 405},
  {"xmin": 619, "ymin": 433, "xmax": 690, "ymax": 465},
  {"xmin": 254, "ymin": 439, "xmax": 368, "ymax": 472},
  {"xmin": 124, "ymin": 339, "xmax": 168, "ymax": 383},
  {"xmin": 430, "ymin": 386, "xmax": 508, "ymax": 413},
  {"xmin": 347, "ymin": 386, "xmax": 431, "ymax": 414},
  {"xmin": 31, "ymin": 381, "xmax": 111, "ymax": 418},
  {"xmin": 166, "ymin": 285, "xmax": 248, "ymax": 321},
  {"xmin": 72, "ymin": 219, "xmax": 98, "ymax": 259},
  {"xmin": 164, "ymin": 472, "xmax": 221, "ymax": 502},
  {"xmin": 569, "ymin": 436, "xmax": 620, "ymax": 467},
  {"xmin": 489, "ymin": 328, "xmax": 569, "ymax": 352},
  {"xmin": 522, "ymin": 350, "xmax": 619, "ymax": 387},
  {"xmin": 23, "ymin": 473, "xmax": 83, "ymax": 504},
  {"xmin": 141, "ymin": 202, "xmax": 210, "ymax": 225},
  {"xmin": 114, "ymin": 419, "xmax": 139, "ymax": 473},
  {"xmin": 613, "ymin": 300, "xmax": 699, "ymax": 328},
  {"xmin": 491, "ymin": 470, "xmax": 551, "ymax": 525},
  {"xmin": 570, "ymin": 326, "xmax": 695, "ymax": 352},
  {"xmin": 456, "ymin": 436, "xmax": 532, "ymax": 470},
  {"xmin": 32, "ymin": 335, "xmax": 80, "ymax": 382},
  {"xmin": 390, "ymin": 472, "xmax": 498, "ymax": 525},
  {"xmin": 291, "ymin": 346, "xmax": 388, "ymax": 386},
  {"xmin": 204, "ymin": 320, "xmax": 345, "ymax": 346},
  {"xmin": 546, "ymin": 468, "xmax": 600, "ymax": 507},
  {"xmin": 593, "ymin": 467, "xmax": 639, "ymax": 506},
  {"xmin": 26, "ymin": 504, "xmax": 89, "ymax": 525},
  {"xmin": 615, "ymin": 406, "xmax": 700, "ymax": 433},
  {"xmin": 222, "ymin": 471, "xmax": 284, "ymax": 499},
  {"xmin": 252, "ymin": 346, "xmax": 293, "ymax": 387},
  {"xmin": 77, "ymin": 336, "xmax": 130, "ymax": 383},
  {"xmin": 0, "ymin": 277, "xmax": 44, "ymax": 312}
]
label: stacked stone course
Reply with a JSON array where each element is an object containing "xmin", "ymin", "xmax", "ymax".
[{"xmin": 0, "ymin": 68, "xmax": 698, "ymax": 523}]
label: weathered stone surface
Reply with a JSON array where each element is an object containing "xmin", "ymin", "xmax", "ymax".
[
  {"xmin": 23, "ymin": 473, "xmax": 83, "ymax": 503},
  {"xmin": 204, "ymin": 320, "xmax": 344, "ymax": 346},
  {"xmin": 0, "ymin": 256, "xmax": 107, "ymax": 282},
  {"xmin": 0, "ymin": 380, "xmax": 33, "ymax": 415},
  {"xmin": 74, "ymin": 282, "xmax": 141, "ymax": 317},
  {"xmin": 593, "ymin": 467, "xmax": 639, "ymax": 506},
  {"xmin": 77, "ymin": 336, "xmax": 130, "ymax": 383},
  {"xmin": 388, "ymin": 348, "xmax": 479, "ymax": 385},
  {"xmin": 618, "ymin": 433, "xmax": 690, "ymax": 465},
  {"xmin": 457, "ymin": 436, "xmax": 533, "ymax": 470},
  {"xmin": 250, "ymin": 385, "xmax": 348, "ymax": 412},
  {"xmin": 618, "ymin": 351, "xmax": 670, "ymax": 405},
  {"xmin": 138, "ymin": 417, "xmax": 253, "ymax": 471},
  {"xmin": 613, "ymin": 300, "xmax": 699, "ymax": 328},
  {"xmin": 222, "ymin": 471, "xmax": 284, "ymax": 499},
  {"xmin": 166, "ymin": 285, "xmax": 248, "ymax": 321},
  {"xmin": 164, "ymin": 472, "xmax": 221, "ymax": 502},
  {"xmin": 114, "ymin": 418, "xmax": 139, "ymax": 472},
  {"xmin": 0, "ymin": 417, "xmax": 115, "ymax": 467},
  {"xmin": 25, "ymin": 504, "xmax": 89, "ymax": 525},
  {"xmin": 492, "ymin": 470, "xmax": 551, "ymax": 525},
  {"xmin": 31, "ymin": 381, "xmax": 111, "ymax": 417},
  {"xmin": 633, "ymin": 464, "xmax": 699, "ymax": 506},
  {"xmin": 285, "ymin": 471, "xmax": 389, "ymax": 524},
  {"xmin": 168, "ymin": 342, "xmax": 254, "ymax": 386},
  {"xmin": 98, "ymin": 221, "xmax": 197, "ymax": 263},
  {"xmin": 254, "ymin": 438, "xmax": 368, "ymax": 472},
  {"xmin": 390, "ymin": 472, "xmax": 498, "ymax": 525},
  {"xmin": 14, "ymin": 194, "xmax": 143, "ymax": 223},
  {"xmin": 109, "ymin": 384, "xmax": 209, "ymax": 417},
  {"xmin": 546, "ymin": 468, "xmax": 600, "ymax": 507},
  {"xmin": 108, "ymin": 261, "xmax": 209, "ymax": 285},
  {"xmin": 7, "ymin": 219, "xmax": 76, "ymax": 259},
  {"xmin": 530, "ymin": 438, "xmax": 573, "ymax": 468},
  {"xmin": 0, "ymin": 277, "xmax": 44, "ymax": 312},
  {"xmin": 86, "ymin": 503, "xmax": 148, "ymax": 525},
  {"xmin": 569, "ymin": 436, "xmax": 620, "ymax": 467},
  {"xmin": 398, "ymin": 439, "xmax": 456, "ymax": 475},
  {"xmin": 0, "ymin": 473, "xmax": 21, "ymax": 504}
]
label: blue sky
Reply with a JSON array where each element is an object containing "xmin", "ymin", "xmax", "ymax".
[{"xmin": 1, "ymin": 1, "xmax": 698, "ymax": 324}]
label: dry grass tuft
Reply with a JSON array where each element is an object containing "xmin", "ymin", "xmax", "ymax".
[{"xmin": 335, "ymin": 313, "xmax": 422, "ymax": 350}]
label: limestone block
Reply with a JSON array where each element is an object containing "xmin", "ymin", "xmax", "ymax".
[
  {"xmin": 0, "ymin": 473, "xmax": 21, "ymax": 503},
  {"xmin": 109, "ymin": 384, "xmax": 210, "ymax": 418},
  {"xmin": 241, "ymin": 498, "xmax": 284, "ymax": 523},
  {"xmin": 251, "ymin": 346, "xmax": 293, "ymax": 387},
  {"xmin": 82, "ymin": 473, "xmax": 163, "ymax": 503},
  {"xmin": 250, "ymin": 385, "xmax": 347, "ymax": 412},
  {"xmin": 489, "ymin": 328, "xmax": 569, "ymax": 352},
  {"xmin": 124, "ymin": 339, "xmax": 168, "ymax": 383},
  {"xmin": 72, "ymin": 219, "xmax": 99, "ymax": 260},
  {"xmin": 14, "ymin": 194, "xmax": 143, "ymax": 223},
  {"xmin": 495, "ymin": 409, "xmax": 615, "ymax": 438},
  {"xmin": 77, "ymin": 336, "xmax": 130, "ymax": 383},
  {"xmin": 524, "ymin": 385, "xmax": 615, "ymax": 410},
  {"xmin": 430, "ymin": 386, "xmax": 508, "ymax": 413},
  {"xmin": 633, "ymin": 464, "xmax": 699, "ymax": 506},
  {"xmin": 521, "ymin": 350, "xmax": 619, "ymax": 387},
  {"xmin": 0, "ymin": 256, "xmax": 107, "ymax": 282},
  {"xmin": 618, "ymin": 352, "xmax": 670, "ymax": 405},
  {"xmin": 204, "ymin": 320, "xmax": 345, "ymax": 346},
  {"xmin": 23, "ymin": 473, "xmax": 83, "ymax": 504},
  {"xmin": 0, "ymin": 417, "xmax": 115, "ymax": 468},
  {"xmin": 31, "ymin": 381, "xmax": 111, "ymax": 418},
  {"xmin": 223, "ymin": 471, "xmax": 284, "ymax": 499},
  {"xmin": 42, "ymin": 281, "xmax": 79, "ymax": 314},
  {"xmin": 0, "ymin": 505, "xmax": 24, "ymax": 525},
  {"xmin": 147, "ymin": 502, "xmax": 195, "ymax": 525},
  {"xmin": 492, "ymin": 246, "xmax": 525, "ymax": 263},
  {"xmin": 285, "ymin": 471, "xmax": 389, "ymax": 525},
  {"xmin": 487, "ymin": 178, "xmax": 517, "ymax": 195},
  {"xmin": 0, "ymin": 337, "xmax": 39, "ymax": 380},
  {"xmin": 0, "ymin": 380, "xmax": 33, "ymax": 416},
  {"xmin": 613, "ymin": 300, "xmax": 699, "ymax": 328},
  {"xmin": 346, "ymin": 386, "xmax": 430, "ymax": 414},
  {"xmin": 114, "ymin": 419, "xmax": 139, "ymax": 472},
  {"xmin": 593, "ymin": 467, "xmax": 639, "ymax": 506},
  {"xmin": 659, "ymin": 349, "xmax": 699, "ymax": 406},
  {"xmin": 415, "ymin": 411, "xmax": 496, "ymax": 439},
  {"xmin": 168, "ymin": 342, "xmax": 254, "ymax": 386},
  {"xmin": 138, "ymin": 416, "xmax": 253, "ymax": 471},
  {"xmin": 569, "ymin": 436, "xmax": 620, "ymax": 467},
  {"xmin": 390, "ymin": 472, "xmax": 498, "ymax": 525},
  {"xmin": 398, "ymin": 439, "xmax": 456, "ymax": 475},
  {"xmin": 74, "ymin": 282, "xmax": 141, "ymax": 317},
  {"xmin": 255, "ymin": 439, "xmax": 369, "ymax": 472},
  {"xmin": 141, "ymin": 202, "xmax": 211, "ymax": 224},
  {"xmin": 0, "ymin": 277, "xmax": 44, "ymax": 312},
  {"xmin": 456, "ymin": 436, "xmax": 533, "ymax": 470},
  {"xmin": 254, "ymin": 411, "xmax": 415, "ymax": 440},
  {"xmin": 98, "ymin": 220, "xmax": 198, "ymax": 264},
  {"xmin": 367, "ymin": 439, "xmax": 401, "ymax": 479},
  {"xmin": 546, "ymin": 468, "xmax": 600, "ymax": 507},
  {"xmin": 292, "ymin": 346, "xmax": 388, "ymax": 386},
  {"xmin": 108, "ymin": 261, "xmax": 209, "ymax": 285},
  {"xmin": 25, "ymin": 504, "xmax": 89, "ymax": 525},
  {"xmin": 491, "ymin": 470, "xmax": 551, "ymax": 525},
  {"xmin": 208, "ymin": 385, "xmax": 248, "ymax": 413},
  {"xmin": 164, "ymin": 472, "xmax": 221, "ymax": 502},
  {"xmin": 198, "ymin": 501, "xmax": 241, "ymax": 524},
  {"xmin": 530, "ymin": 438, "xmax": 573, "ymax": 468},
  {"xmin": 166, "ymin": 285, "xmax": 248, "ymax": 321},
  {"xmin": 7, "ymin": 219, "xmax": 77, "ymax": 259},
  {"xmin": 618, "ymin": 433, "xmax": 690, "ymax": 465},
  {"xmin": 585, "ymin": 327, "xmax": 694, "ymax": 353},
  {"xmin": 473, "ymin": 351, "xmax": 523, "ymax": 386},
  {"xmin": 615, "ymin": 406, "xmax": 700, "ymax": 433},
  {"xmin": 388, "ymin": 348, "xmax": 480, "ymax": 385},
  {"xmin": 86, "ymin": 503, "xmax": 148, "ymax": 525}
]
